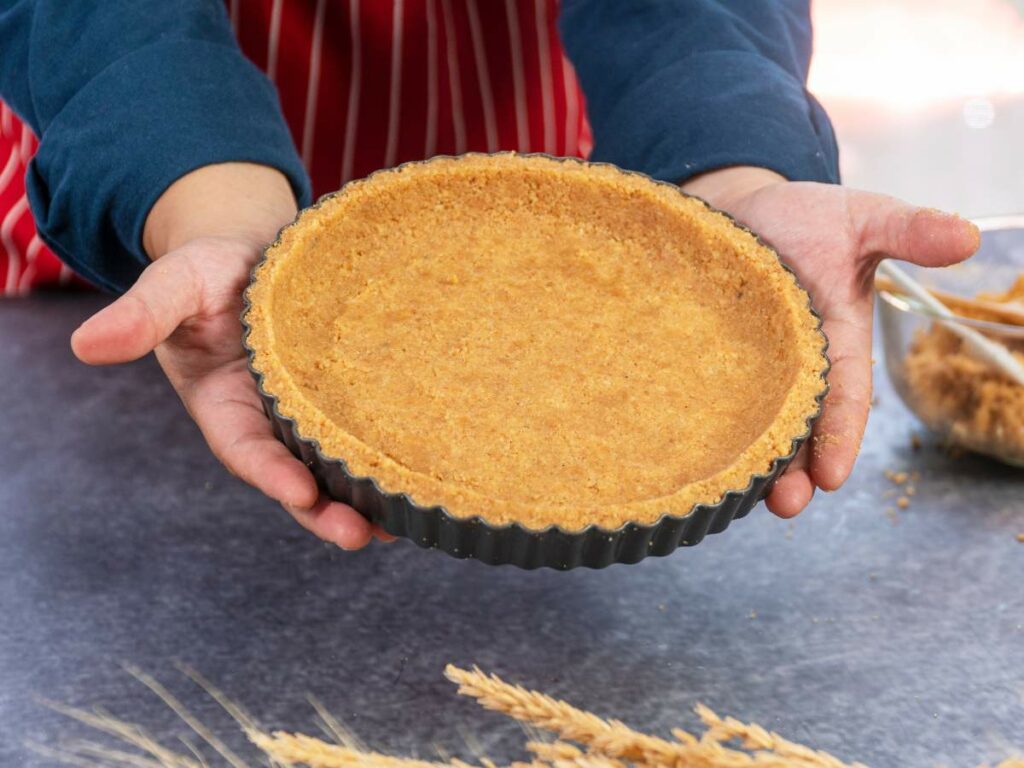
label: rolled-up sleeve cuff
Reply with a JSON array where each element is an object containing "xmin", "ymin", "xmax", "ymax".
[
  {"xmin": 25, "ymin": 39, "xmax": 311, "ymax": 294},
  {"xmin": 587, "ymin": 50, "xmax": 840, "ymax": 187}
]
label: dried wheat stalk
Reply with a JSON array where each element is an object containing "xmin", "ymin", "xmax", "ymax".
[
  {"xmin": 525, "ymin": 740, "xmax": 625, "ymax": 768},
  {"xmin": 692, "ymin": 703, "xmax": 867, "ymax": 768},
  {"xmin": 444, "ymin": 665, "xmax": 860, "ymax": 768},
  {"xmin": 30, "ymin": 664, "xmax": 1022, "ymax": 768},
  {"xmin": 247, "ymin": 730, "xmax": 451, "ymax": 768},
  {"xmin": 444, "ymin": 665, "xmax": 687, "ymax": 764}
]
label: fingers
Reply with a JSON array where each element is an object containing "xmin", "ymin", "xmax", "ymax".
[
  {"xmin": 71, "ymin": 254, "xmax": 203, "ymax": 365},
  {"xmin": 285, "ymin": 497, "xmax": 375, "ymax": 550},
  {"xmin": 767, "ymin": 311, "xmax": 874, "ymax": 512},
  {"xmin": 851, "ymin": 195, "xmax": 980, "ymax": 270},
  {"xmin": 180, "ymin": 359, "xmax": 391, "ymax": 549},
  {"xmin": 808, "ymin": 312, "xmax": 874, "ymax": 492},
  {"xmin": 184, "ymin": 361, "xmax": 319, "ymax": 510},
  {"xmin": 765, "ymin": 445, "xmax": 814, "ymax": 518}
]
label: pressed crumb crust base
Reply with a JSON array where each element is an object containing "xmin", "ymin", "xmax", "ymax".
[{"xmin": 245, "ymin": 154, "xmax": 828, "ymax": 531}]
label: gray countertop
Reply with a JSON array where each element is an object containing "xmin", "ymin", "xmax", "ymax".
[{"xmin": 1, "ymin": 294, "xmax": 1022, "ymax": 767}]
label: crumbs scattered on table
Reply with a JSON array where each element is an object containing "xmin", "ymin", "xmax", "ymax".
[
  {"xmin": 1016, "ymin": 533, "xmax": 1024, "ymax": 544},
  {"xmin": 748, "ymin": 610, "xmax": 757, "ymax": 620},
  {"xmin": 882, "ymin": 468, "xmax": 919, "ymax": 514},
  {"xmin": 910, "ymin": 433, "xmax": 923, "ymax": 451},
  {"xmin": 884, "ymin": 469, "xmax": 909, "ymax": 485}
]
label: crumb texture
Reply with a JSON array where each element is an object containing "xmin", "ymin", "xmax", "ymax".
[
  {"xmin": 904, "ymin": 274, "xmax": 1024, "ymax": 464},
  {"xmin": 246, "ymin": 154, "xmax": 827, "ymax": 529}
]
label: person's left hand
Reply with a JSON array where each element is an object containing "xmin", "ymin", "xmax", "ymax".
[{"xmin": 682, "ymin": 167, "xmax": 980, "ymax": 518}]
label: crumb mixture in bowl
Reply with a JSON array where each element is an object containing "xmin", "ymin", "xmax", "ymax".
[{"xmin": 902, "ymin": 276, "xmax": 1024, "ymax": 465}]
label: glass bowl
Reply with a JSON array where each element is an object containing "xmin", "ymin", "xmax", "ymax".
[{"xmin": 877, "ymin": 215, "xmax": 1024, "ymax": 467}]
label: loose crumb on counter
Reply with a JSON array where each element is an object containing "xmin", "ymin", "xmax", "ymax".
[
  {"xmin": 882, "ymin": 468, "xmax": 920, "ymax": 514},
  {"xmin": 884, "ymin": 469, "xmax": 910, "ymax": 485}
]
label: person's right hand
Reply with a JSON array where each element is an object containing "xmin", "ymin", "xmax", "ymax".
[{"xmin": 70, "ymin": 163, "xmax": 390, "ymax": 550}]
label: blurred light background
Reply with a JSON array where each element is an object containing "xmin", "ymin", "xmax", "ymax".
[{"xmin": 809, "ymin": 0, "xmax": 1024, "ymax": 217}]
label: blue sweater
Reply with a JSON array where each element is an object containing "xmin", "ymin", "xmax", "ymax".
[{"xmin": 0, "ymin": 0, "xmax": 838, "ymax": 293}]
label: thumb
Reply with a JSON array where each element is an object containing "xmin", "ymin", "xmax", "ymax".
[
  {"xmin": 851, "ymin": 193, "xmax": 981, "ymax": 270},
  {"xmin": 71, "ymin": 255, "xmax": 202, "ymax": 365}
]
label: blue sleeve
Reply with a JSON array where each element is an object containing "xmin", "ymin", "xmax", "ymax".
[
  {"xmin": 559, "ymin": 0, "xmax": 840, "ymax": 186},
  {"xmin": 0, "ymin": 1, "xmax": 311, "ymax": 293}
]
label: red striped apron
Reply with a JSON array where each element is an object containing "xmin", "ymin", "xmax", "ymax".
[{"xmin": 0, "ymin": 0, "xmax": 591, "ymax": 295}]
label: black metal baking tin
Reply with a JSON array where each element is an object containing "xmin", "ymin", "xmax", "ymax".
[{"xmin": 241, "ymin": 153, "xmax": 830, "ymax": 570}]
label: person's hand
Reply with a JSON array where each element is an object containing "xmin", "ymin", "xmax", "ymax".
[
  {"xmin": 70, "ymin": 163, "xmax": 391, "ymax": 550},
  {"xmin": 682, "ymin": 167, "xmax": 980, "ymax": 518}
]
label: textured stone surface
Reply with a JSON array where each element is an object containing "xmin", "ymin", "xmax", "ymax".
[{"xmin": 1, "ymin": 294, "xmax": 1022, "ymax": 767}]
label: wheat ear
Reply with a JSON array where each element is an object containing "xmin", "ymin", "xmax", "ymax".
[
  {"xmin": 526, "ymin": 740, "xmax": 625, "ymax": 768},
  {"xmin": 250, "ymin": 730, "xmax": 457, "ymax": 768},
  {"xmin": 693, "ymin": 705, "xmax": 866, "ymax": 768},
  {"xmin": 445, "ymin": 665, "xmax": 751, "ymax": 767}
]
